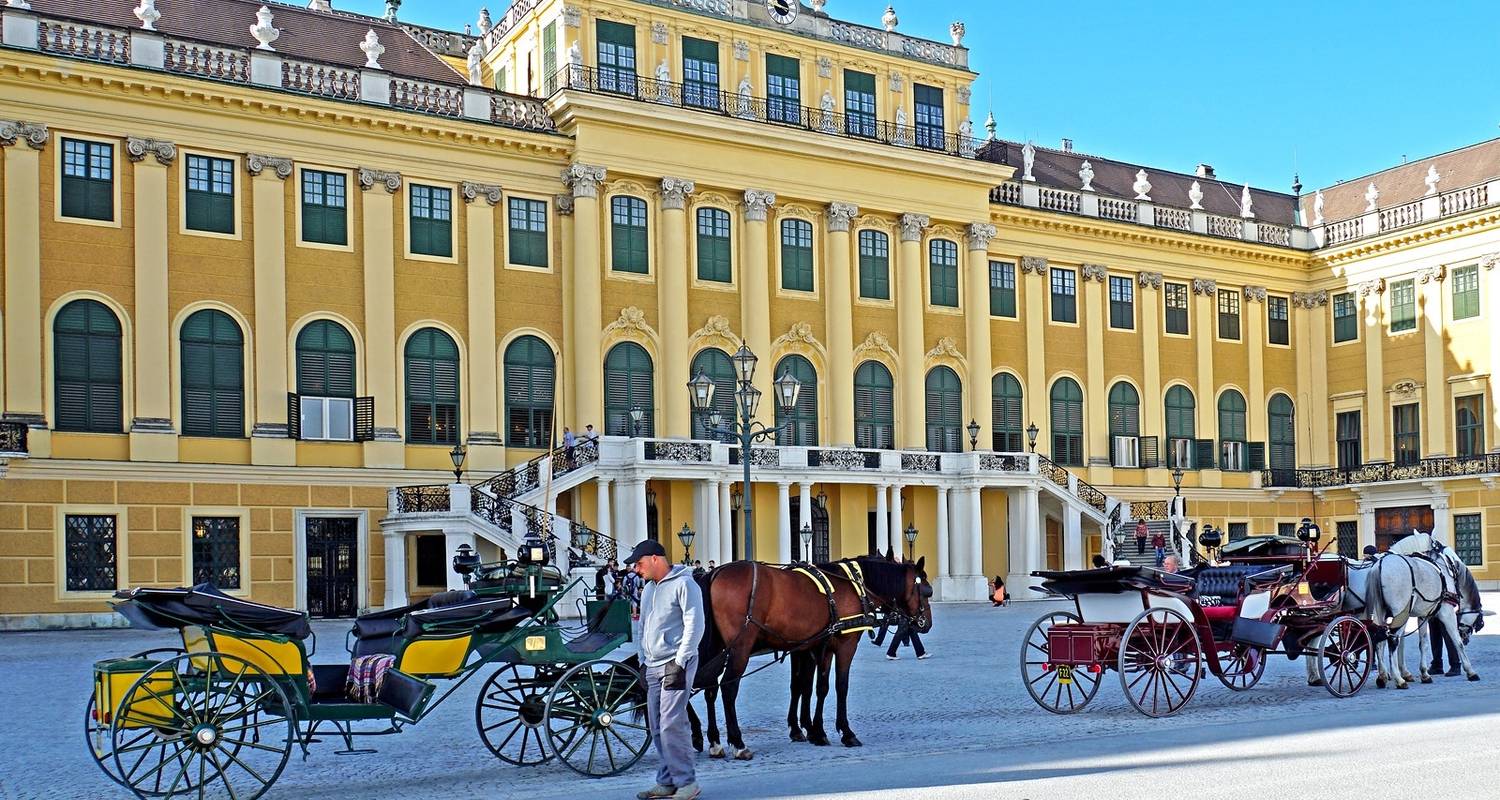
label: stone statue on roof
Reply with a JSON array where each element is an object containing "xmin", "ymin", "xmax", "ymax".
[
  {"xmin": 1364, "ymin": 182, "xmax": 1380, "ymax": 212},
  {"xmin": 1133, "ymin": 169, "xmax": 1152, "ymax": 201},
  {"xmin": 1313, "ymin": 189, "xmax": 1325, "ymax": 225},
  {"xmin": 1078, "ymin": 160, "xmax": 1094, "ymax": 192},
  {"xmin": 1239, "ymin": 184, "xmax": 1254, "ymax": 218},
  {"xmin": 1021, "ymin": 140, "xmax": 1036, "ymax": 182},
  {"xmin": 466, "ymin": 41, "xmax": 483, "ymax": 85},
  {"xmin": 1424, "ymin": 165, "xmax": 1441, "ymax": 196}
]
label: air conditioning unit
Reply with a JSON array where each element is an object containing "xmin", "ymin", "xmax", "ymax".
[
  {"xmin": 1113, "ymin": 436, "xmax": 1139, "ymax": 468},
  {"xmin": 1171, "ymin": 438, "xmax": 1192, "ymax": 469},
  {"xmin": 1221, "ymin": 440, "xmax": 1244, "ymax": 471}
]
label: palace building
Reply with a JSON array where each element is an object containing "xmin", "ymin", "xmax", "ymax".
[{"xmin": 0, "ymin": 0, "xmax": 1496, "ymax": 627}]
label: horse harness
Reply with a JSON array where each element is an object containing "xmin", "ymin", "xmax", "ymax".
[{"xmin": 718, "ymin": 561, "xmax": 880, "ymax": 661}]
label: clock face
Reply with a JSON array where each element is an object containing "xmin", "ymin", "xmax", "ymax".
[{"xmin": 767, "ymin": 0, "xmax": 798, "ymax": 25}]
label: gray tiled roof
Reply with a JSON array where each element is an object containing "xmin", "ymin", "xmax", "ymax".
[{"xmin": 1304, "ymin": 137, "xmax": 1500, "ymax": 224}]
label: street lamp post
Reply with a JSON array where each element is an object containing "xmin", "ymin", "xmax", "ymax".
[
  {"xmin": 449, "ymin": 443, "xmax": 467, "ymax": 482},
  {"xmin": 966, "ymin": 419, "xmax": 981, "ymax": 451},
  {"xmin": 1171, "ymin": 465, "xmax": 1184, "ymax": 496},
  {"xmin": 677, "ymin": 523, "xmax": 696, "ymax": 565},
  {"xmin": 903, "ymin": 522, "xmax": 918, "ymax": 562},
  {"xmin": 1026, "ymin": 422, "xmax": 1039, "ymax": 454},
  {"xmin": 629, "ymin": 405, "xmax": 645, "ymax": 437},
  {"xmin": 686, "ymin": 343, "xmax": 800, "ymax": 562},
  {"xmin": 799, "ymin": 522, "xmax": 813, "ymax": 563}
]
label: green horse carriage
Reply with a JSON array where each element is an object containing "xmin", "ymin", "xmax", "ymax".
[{"xmin": 85, "ymin": 542, "xmax": 648, "ymax": 799}]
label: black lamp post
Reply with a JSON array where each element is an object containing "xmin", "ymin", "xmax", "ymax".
[
  {"xmin": 677, "ymin": 523, "xmax": 696, "ymax": 564},
  {"xmin": 903, "ymin": 522, "xmax": 918, "ymax": 562},
  {"xmin": 687, "ymin": 344, "xmax": 800, "ymax": 562},
  {"xmin": 1026, "ymin": 422, "xmax": 1039, "ymax": 453},
  {"xmin": 1171, "ymin": 465, "xmax": 1184, "ymax": 496},
  {"xmin": 449, "ymin": 443, "xmax": 467, "ymax": 482},
  {"xmin": 967, "ymin": 418, "xmax": 981, "ymax": 451},
  {"xmin": 799, "ymin": 522, "xmax": 813, "ymax": 563}
]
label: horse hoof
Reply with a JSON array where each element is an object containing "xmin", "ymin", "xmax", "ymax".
[
  {"xmin": 1396, "ymin": 682, "xmax": 1409, "ymax": 690},
  {"xmin": 1468, "ymin": 674, "xmax": 1481, "ymax": 682},
  {"xmin": 810, "ymin": 735, "xmax": 830, "ymax": 747},
  {"xmin": 1420, "ymin": 676, "xmax": 1433, "ymax": 684},
  {"xmin": 1375, "ymin": 677, "xmax": 1386, "ymax": 689},
  {"xmin": 1307, "ymin": 678, "xmax": 1324, "ymax": 687},
  {"xmin": 788, "ymin": 730, "xmax": 805, "ymax": 743},
  {"xmin": 734, "ymin": 748, "xmax": 754, "ymax": 761},
  {"xmin": 708, "ymin": 745, "xmax": 725, "ymax": 759},
  {"xmin": 842, "ymin": 736, "xmax": 863, "ymax": 748}
]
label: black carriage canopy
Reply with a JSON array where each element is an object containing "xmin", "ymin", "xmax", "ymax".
[
  {"xmin": 112, "ymin": 584, "xmax": 312, "ymax": 640},
  {"xmin": 1031, "ymin": 565, "xmax": 1195, "ymax": 596},
  {"xmin": 1216, "ymin": 535, "xmax": 1308, "ymax": 558}
]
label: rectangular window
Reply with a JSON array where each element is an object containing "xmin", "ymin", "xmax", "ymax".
[
  {"xmin": 1390, "ymin": 278, "xmax": 1416, "ymax": 332},
  {"xmin": 913, "ymin": 83, "xmax": 945, "ymax": 150},
  {"xmin": 299, "ymin": 396, "xmax": 354, "ymax": 441},
  {"xmin": 1333, "ymin": 291, "xmax": 1358, "ymax": 342},
  {"xmin": 1455, "ymin": 394, "xmax": 1485, "ymax": 458},
  {"xmin": 408, "ymin": 185, "xmax": 453, "ymax": 257},
  {"xmin": 1108, "ymin": 275, "xmax": 1134, "ymax": 330},
  {"xmin": 682, "ymin": 37, "xmax": 720, "ymax": 110},
  {"xmin": 1454, "ymin": 513, "xmax": 1483, "ymax": 566},
  {"xmin": 695, "ymin": 207, "xmax": 732, "ymax": 282},
  {"xmin": 1164, "ymin": 282, "xmax": 1189, "ymax": 334},
  {"xmin": 61, "ymin": 138, "xmax": 114, "ymax": 221},
  {"xmin": 1050, "ymin": 268, "xmax": 1077, "ymax": 323},
  {"xmin": 541, "ymin": 21, "xmax": 558, "ymax": 93},
  {"xmin": 495, "ymin": 65, "xmax": 507, "ymax": 92},
  {"xmin": 858, "ymin": 230, "xmax": 890, "ymax": 300},
  {"xmin": 1227, "ymin": 522, "xmax": 1249, "ymax": 543},
  {"xmin": 610, "ymin": 197, "xmax": 649, "ymax": 273},
  {"xmin": 1452, "ymin": 264, "xmax": 1480, "ymax": 320},
  {"xmin": 596, "ymin": 20, "xmax": 637, "ymax": 94},
  {"xmin": 766, "ymin": 54, "xmax": 801, "ymax": 125},
  {"xmin": 780, "ymin": 218, "xmax": 813, "ymax": 292},
  {"xmin": 64, "ymin": 514, "xmax": 117, "ymax": 592},
  {"xmin": 185, "ymin": 154, "xmax": 235, "ymax": 234},
  {"xmin": 989, "ymin": 261, "xmax": 1016, "ymax": 317},
  {"xmin": 1217, "ymin": 289, "xmax": 1241, "ymax": 340},
  {"xmin": 844, "ymin": 70, "xmax": 876, "ymax": 137},
  {"xmin": 1277, "ymin": 522, "xmax": 1297, "ymax": 538},
  {"xmin": 301, "ymin": 169, "xmax": 347, "ymax": 246},
  {"xmin": 1336, "ymin": 410, "xmax": 1361, "ymax": 469},
  {"xmin": 1393, "ymin": 402, "xmax": 1421, "ymax": 466},
  {"xmin": 1267, "ymin": 295, "xmax": 1290, "ymax": 345},
  {"xmin": 191, "ymin": 516, "xmax": 241, "ymax": 589},
  {"xmin": 1336, "ymin": 520, "xmax": 1360, "ymax": 558},
  {"xmin": 929, "ymin": 240, "xmax": 958, "ymax": 307},
  {"xmin": 508, "ymin": 197, "xmax": 548, "ymax": 267}
]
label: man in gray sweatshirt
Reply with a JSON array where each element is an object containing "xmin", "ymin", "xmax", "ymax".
[{"xmin": 625, "ymin": 539, "xmax": 705, "ymax": 800}]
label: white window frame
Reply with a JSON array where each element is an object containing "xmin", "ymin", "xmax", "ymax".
[{"xmin": 299, "ymin": 395, "xmax": 356, "ymax": 441}]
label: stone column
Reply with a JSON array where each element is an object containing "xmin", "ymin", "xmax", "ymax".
[
  {"xmin": 1420, "ymin": 267, "xmax": 1447, "ymax": 456},
  {"xmin": 797, "ymin": 482, "xmax": 813, "ymax": 561},
  {"xmin": 1359, "ymin": 281, "xmax": 1386, "ymax": 462},
  {"xmin": 633, "ymin": 478, "xmax": 649, "ymax": 549},
  {"xmin": 825, "ymin": 202, "xmax": 859, "ymax": 445},
  {"xmin": 935, "ymin": 485, "xmax": 951, "ymax": 580},
  {"xmin": 1244, "ymin": 286, "xmax": 1267, "ymax": 447},
  {"xmin": 1139, "ymin": 273, "xmax": 1164, "ymax": 472},
  {"xmin": 659, "ymin": 177, "xmax": 695, "ymax": 437},
  {"xmin": 1358, "ymin": 500, "xmax": 1376, "ymax": 552},
  {"xmin": 556, "ymin": 194, "xmax": 577, "ymax": 421},
  {"xmin": 360, "ymin": 167, "xmax": 404, "ymax": 466},
  {"xmin": 595, "ymin": 477, "xmax": 613, "ymax": 545},
  {"xmin": 383, "ymin": 530, "xmax": 408, "ymax": 608},
  {"xmin": 896, "ymin": 214, "xmax": 929, "ymax": 448},
  {"xmin": 1021, "ymin": 257, "xmax": 1048, "ymax": 449},
  {"xmin": 463, "ymin": 181, "xmax": 505, "ymax": 470},
  {"xmin": 567, "ymin": 164, "xmax": 608, "ymax": 429},
  {"xmin": 1192, "ymin": 279, "xmax": 1218, "ymax": 482},
  {"xmin": 777, "ymin": 481, "xmax": 792, "ymax": 564},
  {"xmin": 2, "ymin": 122, "xmax": 48, "ymax": 442},
  {"xmin": 127, "ymin": 137, "xmax": 180, "ymax": 461},
  {"xmin": 1082, "ymin": 264, "xmax": 1109, "ymax": 467},
  {"xmin": 1293, "ymin": 291, "xmax": 1330, "ymax": 467},
  {"xmin": 718, "ymin": 480, "xmax": 733, "ymax": 564},
  {"xmin": 1063, "ymin": 504, "xmax": 1083, "ymax": 570},
  {"xmin": 245, "ymin": 155, "xmax": 293, "ymax": 466},
  {"xmin": 964, "ymin": 224, "xmax": 997, "ymax": 447},
  {"xmin": 889, "ymin": 484, "xmax": 904, "ymax": 558},
  {"xmin": 1430, "ymin": 491, "xmax": 1451, "ymax": 545},
  {"xmin": 742, "ymin": 190, "xmax": 777, "ymax": 426},
  {"xmin": 874, "ymin": 484, "xmax": 889, "ymax": 555},
  {"xmin": 702, "ymin": 478, "xmax": 720, "ymax": 565}
]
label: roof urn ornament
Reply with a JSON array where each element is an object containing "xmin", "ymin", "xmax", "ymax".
[
  {"xmin": 882, "ymin": 5, "xmax": 899, "ymax": 32},
  {"xmin": 811, "ymin": 0, "xmax": 827, "ymax": 13},
  {"xmin": 1364, "ymin": 182, "xmax": 1379, "ymax": 212},
  {"xmin": 360, "ymin": 29, "xmax": 385, "ymax": 70},
  {"xmin": 1239, "ymin": 184, "xmax": 1254, "ymax": 219},
  {"xmin": 133, "ymin": 0, "xmax": 161, "ymax": 31},
  {"xmin": 950, "ymin": 21, "xmax": 966, "ymax": 46},
  {"xmin": 1424, "ymin": 165, "xmax": 1441, "ymax": 197},
  {"xmin": 1020, "ymin": 140, "xmax": 1036, "ymax": 181},
  {"xmin": 250, "ymin": 6, "xmax": 280, "ymax": 51},
  {"xmin": 384, "ymin": 1, "xmax": 400, "ymax": 22},
  {"xmin": 983, "ymin": 111, "xmax": 996, "ymax": 141},
  {"xmin": 307, "ymin": 0, "xmax": 331, "ymax": 11},
  {"xmin": 1078, "ymin": 160, "xmax": 1094, "ymax": 192},
  {"xmin": 1133, "ymin": 169, "xmax": 1152, "ymax": 201},
  {"xmin": 1188, "ymin": 180, "xmax": 1204, "ymax": 210},
  {"xmin": 1313, "ymin": 189, "xmax": 1325, "ymax": 225},
  {"xmin": 477, "ymin": 7, "xmax": 492, "ymax": 35}
]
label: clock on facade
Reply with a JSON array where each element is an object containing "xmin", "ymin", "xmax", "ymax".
[{"xmin": 766, "ymin": 0, "xmax": 799, "ymax": 25}]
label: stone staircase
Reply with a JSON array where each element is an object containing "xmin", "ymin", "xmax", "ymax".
[{"xmin": 1112, "ymin": 519, "xmax": 1177, "ymax": 568}]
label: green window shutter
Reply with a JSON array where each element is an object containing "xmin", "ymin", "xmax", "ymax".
[
  {"xmin": 696, "ymin": 207, "xmax": 731, "ymax": 282},
  {"xmin": 542, "ymin": 22, "xmax": 558, "ymax": 93},
  {"xmin": 1107, "ymin": 382, "xmax": 1140, "ymax": 438},
  {"xmin": 1390, "ymin": 279, "xmax": 1416, "ymax": 332},
  {"xmin": 53, "ymin": 299, "xmax": 123, "ymax": 433},
  {"xmin": 1452, "ymin": 265, "xmax": 1480, "ymax": 320},
  {"xmin": 766, "ymin": 54, "xmax": 800, "ymax": 122},
  {"xmin": 604, "ymin": 342, "xmax": 654, "ymax": 436},
  {"xmin": 61, "ymin": 139, "xmax": 115, "ymax": 222},
  {"xmin": 1332, "ymin": 292, "xmax": 1358, "ymax": 342},
  {"xmin": 989, "ymin": 261, "xmax": 1016, "ymax": 317},
  {"xmin": 1050, "ymin": 379, "xmax": 1084, "ymax": 465},
  {"xmin": 854, "ymin": 361, "xmax": 894, "ymax": 449},
  {"xmin": 405, "ymin": 329, "xmax": 461, "ymax": 444},
  {"xmin": 844, "ymin": 70, "xmax": 875, "ymax": 95},
  {"xmin": 504, "ymin": 335, "xmax": 556, "ymax": 448},
  {"xmin": 925, "ymin": 367, "xmax": 962, "ymax": 452},
  {"xmin": 1268, "ymin": 394, "xmax": 1296, "ymax": 470},
  {"xmin": 682, "ymin": 37, "xmax": 721, "ymax": 108},
  {"xmin": 843, "ymin": 70, "xmax": 877, "ymax": 136},
  {"xmin": 929, "ymin": 240, "xmax": 958, "ymax": 307},
  {"xmin": 295, "ymin": 320, "xmax": 356, "ymax": 397},
  {"xmin": 991, "ymin": 373, "xmax": 1023, "ymax": 451},
  {"xmin": 180, "ymin": 310, "xmax": 245, "ymax": 438},
  {"xmin": 409, "ymin": 185, "xmax": 453, "ymax": 257},
  {"xmin": 781, "ymin": 219, "xmax": 813, "ymax": 291},
  {"xmin": 508, "ymin": 197, "xmax": 549, "ymax": 267},
  {"xmin": 689, "ymin": 348, "xmax": 738, "ymax": 439},
  {"xmin": 858, "ymin": 230, "xmax": 889, "ymax": 300},
  {"xmin": 774, "ymin": 356, "xmax": 819, "ymax": 446},
  {"xmin": 185, "ymin": 154, "xmax": 235, "ymax": 234},
  {"xmin": 597, "ymin": 19, "xmax": 635, "ymax": 44},
  {"xmin": 611, "ymin": 196, "xmax": 649, "ymax": 273},
  {"xmin": 496, "ymin": 65, "xmax": 507, "ymax": 92},
  {"xmin": 596, "ymin": 20, "xmax": 637, "ymax": 93},
  {"xmin": 301, "ymin": 170, "xmax": 348, "ymax": 246},
  {"xmin": 683, "ymin": 37, "xmax": 718, "ymax": 62}
]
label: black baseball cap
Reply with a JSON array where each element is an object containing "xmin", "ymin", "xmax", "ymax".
[{"xmin": 623, "ymin": 539, "xmax": 667, "ymax": 565}]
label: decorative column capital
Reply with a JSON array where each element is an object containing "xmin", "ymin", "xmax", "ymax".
[
  {"xmin": 897, "ymin": 213, "xmax": 930, "ymax": 242},
  {"xmin": 1191, "ymin": 278, "xmax": 1217, "ymax": 296},
  {"xmin": 1081, "ymin": 263, "xmax": 1108, "ymax": 282},
  {"xmin": 1242, "ymin": 285, "xmax": 1268, "ymax": 303},
  {"xmin": 564, "ymin": 162, "xmax": 607, "ymax": 199},
  {"xmin": 1291, "ymin": 289, "xmax": 1328, "ymax": 309},
  {"xmin": 1418, "ymin": 265, "xmax": 1446, "ymax": 284},
  {"xmin": 1357, "ymin": 278, "xmax": 1385, "ymax": 297},
  {"xmin": 826, "ymin": 201, "xmax": 859, "ymax": 232},
  {"xmin": 1137, "ymin": 271, "xmax": 1163, "ymax": 289},
  {"xmin": 743, "ymin": 189, "xmax": 776, "ymax": 221},
  {"xmin": 659, "ymin": 176, "xmax": 696, "ymax": 210},
  {"xmin": 1019, "ymin": 255, "xmax": 1048, "ymax": 275},
  {"xmin": 555, "ymin": 194, "xmax": 574, "ymax": 216},
  {"xmin": 1481, "ymin": 252, "xmax": 1500, "ymax": 270},
  {"xmin": 358, "ymin": 167, "xmax": 403, "ymax": 193},
  {"xmin": 0, "ymin": 120, "xmax": 49, "ymax": 150},
  {"xmin": 461, "ymin": 181, "xmax": 503, "ymax": 205},
  {"xmin": 245, "ymin": 153, "xmax": 293, "ymax": 179},
  {"xmin": 125, "ymin": 136, "xmax": 176, "ymax": 166},
  {"xmin": 964, "ymin": 222, "xmax": 997, "ymax": 250}
]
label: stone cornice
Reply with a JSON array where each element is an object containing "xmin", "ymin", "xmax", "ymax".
[
  {"xmin": 989, "ymin": 205, "xmax": 1310, "ymax": 268},
  {"xmin": 1311, "ymin": 208, "xmax": 1500, "ymax": 268}
]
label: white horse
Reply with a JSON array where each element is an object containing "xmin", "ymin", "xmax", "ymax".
[{"xmin": 1387, "ymin": 532, "xmax": 1486, "ymax": 684}]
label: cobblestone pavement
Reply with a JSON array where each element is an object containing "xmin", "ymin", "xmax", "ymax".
[{"xmin": 3, "ymin": 596, "xmax": 1496, "ymax": 800}]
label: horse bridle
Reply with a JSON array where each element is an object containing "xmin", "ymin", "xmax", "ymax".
[{"xmin": 1422, "ymin": 542, "xmax": 1483, "ymax": 642}]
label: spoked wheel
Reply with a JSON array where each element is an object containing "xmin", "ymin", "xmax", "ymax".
[
  {"xmin": 110, "ymin": 652, "xmax": 293, "ymax": 800},
  {"xmin": 1215, "ymin": 643, "xmax": 1267, "ymax": 691},
  {"xmin": 1118, "ymin": 607, "xmax": 1202, "ymax": 717},
  {"xmin": 1317, "ymin": 615, "xmax": 1373, "ymax": 698},
  {"xmin": 476, "ymin": 663, "xmax": 558, "ymax": 766},
  {"xmin": 542, "ymin": 658, "xmax": 651, "ymax": 777},
  {"xmin": 86, "ymin": 648, "xmax": 187, "ymax": 792},
  {"xmin": 1020, "ymin": 611, "xmax": 1102, "ymax": 714}
]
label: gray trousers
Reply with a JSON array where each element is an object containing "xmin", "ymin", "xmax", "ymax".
[{"xmin": 645, "ymin": 657, "xmax": 697, "ymax": 788}]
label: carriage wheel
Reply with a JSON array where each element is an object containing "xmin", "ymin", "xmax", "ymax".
[
  {"xmin": 110, "ymin": 652, "xmax": 293, "ymax": 800},
  {"xmin": 543, "ymin": 659, "xmax": 651, "ymax": 777},
  {"xmin": 1317, "ymin": 616, "xmax": 1373, "ymax": 698},
  {"xmin": 1020, "ymin": 611, "xmax": 1102, "ymax": 714},
  {"xmin": 86, "ymin": 648, "xmax": 187, "ymax": 792},
  {"xmin": 476, "ymin": 663, "xmax": 559, "ymax": 766},
  {"xmin": 1215, "ymin": 643, "xmax": 1267, "ymax": 692},
  {"xmin": 1118, "ymin": 608, "xmax": 1201, "ymax": 718}
]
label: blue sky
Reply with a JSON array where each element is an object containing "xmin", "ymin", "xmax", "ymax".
[{"xmin": 345, "ymin": 0, "xmax": 1499, "ymax": 192}]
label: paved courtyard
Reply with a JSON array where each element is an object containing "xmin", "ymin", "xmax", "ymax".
[{"xmin": 2, "ymin": 597, "xmax": 1496, "ymax": 800}]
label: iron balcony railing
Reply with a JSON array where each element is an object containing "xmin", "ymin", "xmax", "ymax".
[
  {"xmin": 553, "ymin": 66, "xmax": 981, "ymax": 160},
  {"xmin": 1262, "ymin": 453, "xmax": 1500, "ymax": 488},
  {"xmin": 0, "ymin": 420, "xmax": 29, "ymax": 456}
]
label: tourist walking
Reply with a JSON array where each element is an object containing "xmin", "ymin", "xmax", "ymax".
[
  {"xmin": 1135, "ymin": 519, "xmax": 1149, "ymax": 555},
  {"xmin": 1151, "ymin": 530, "xmax": 1167, "ymax": 567},
  {"xmin": 885, "ymin": 614, "xmax": 928, "ymax": 660},
  {"xmin": 626, "ymin": 540, "xmax": 705, "ymax": 800}
]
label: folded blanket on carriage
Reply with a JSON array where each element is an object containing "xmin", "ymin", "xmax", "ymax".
[{"xmin": 346, "ymin": 654, "xmax": 396, "ymax": 704}]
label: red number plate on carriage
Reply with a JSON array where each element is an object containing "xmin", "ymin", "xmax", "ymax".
[{"xmin": 1057, "ymin": 665, "xmax": 1074, "ymax": 685}]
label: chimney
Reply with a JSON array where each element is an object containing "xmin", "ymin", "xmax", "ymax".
[
  {"xmin": 1196, "ymin": 164, "xmax": 1215, "ymax": 179},
  {"xmin": 1060, "ymin": 138, "xmax": 1073, "ymax": 153}
]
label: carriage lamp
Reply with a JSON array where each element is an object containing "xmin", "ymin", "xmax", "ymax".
[
  {"xmin": 629, "ymin": 405, "xmax": 645, "ymax": 437},
  {"xmin": 449, "ymin": 443, "xmax": 467, "ymax": 482},
  {"xmin": 1297, "ymin": 517, "xmax": 1321, "ymax": 543},
  {"xmin": 773, "ymin": 370, "xmax": 802, "ymax": 413},
  {"xmin": 903, "ymin": 522, "xmax": 919, "ymax": 561},
  {"xmin": 1198, "ymin": 523, "xmax": 1222, "ymax": 549},
  {"xmin": 967, "ymin": 418, "xmax": 981, "ymax": 451},
  {"xmin": 687, "ymin": 371, "xmax": 716, "ymax": 412},
  {"xmin": 1026, "ymin": 422, "xmax": 1040, "ymax": 453},
  {"xmin": 451, "ymin": 542, "xmax": 480, "ymax": 579},
  {"xmin": 731, "ymin": 343, "xmax": 759, "ymax": 385},
  {"xmin": 677, "ymin": 523, "xmax": 696, "ymax": 564},
  {"xmin": 800, "ymin": 522, "xmax": 814, "ymax": 562},
  {"xmin": 1171, "ymin": 465, "xmax": 1184, "ymax": 495}
]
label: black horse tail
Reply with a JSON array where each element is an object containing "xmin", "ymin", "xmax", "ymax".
[{"xmin": 694, "ymin": 568, "xmax": 728, "ymax": 687}]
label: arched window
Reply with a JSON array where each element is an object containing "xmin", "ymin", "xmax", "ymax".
[
  {"xmin": 610, "ymin": 196, "xmax": 649, "ymax": 273},
  {"xmin": 604, "ymin": 342, "xmax": 654, "ymax": 436},
  {"xmin": 1217, "ymin": 389, "xmax": 1248, "ymax": 471},
  {"xmin": 924, "ymin": 366, "xmax": 962, "ymax": 453},
  {"xmin": 53, "ymin": 299, "xmax": 123, "ymax": 433},
  {"xmin": 404, "ymin": 328, "xmax": 460, "ymax": 444},
  {"xmin": 1108, "ymin": 382, "xmax": 1141, "ymax": 467},
  {"xmin": 774, "ymin": 355, "xmax": 818, "ymax": 446},
  {"xmin": 991, "ymin": 373, "xmax": 1024, "ymax": 451},
  {"xmin": 294, "ymin": 320, "xmax": 358, "ymax": 441},
  {"xmin": 689, "ymin": 348, "xmax": 736, "ymax": 440},
  {"xmin": 854, "ymin": 361, "xmax": 894, "ymax": 449},
  {"xmin": 1268, "ymin": 393, "xmax": 1295, "ymax": 471},
  {"xmin": 1164, "ymin": 385, "xmax": 1196, "ymax": 468},
  {"xmin": 181, "ymin": 309, "xmax": 244, "ymax": 438},
  {"xmin": 1050, "ymin": 378, "xmax": 1084, "ymax": 465},
  {"xmin": 504, "ymin": 336, "xmax": 555, "ymax": 448}
]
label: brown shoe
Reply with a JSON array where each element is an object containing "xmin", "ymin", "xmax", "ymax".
[{"xmin": 637, "ymin": 785, "xmax": 675, "ymax": 799}]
